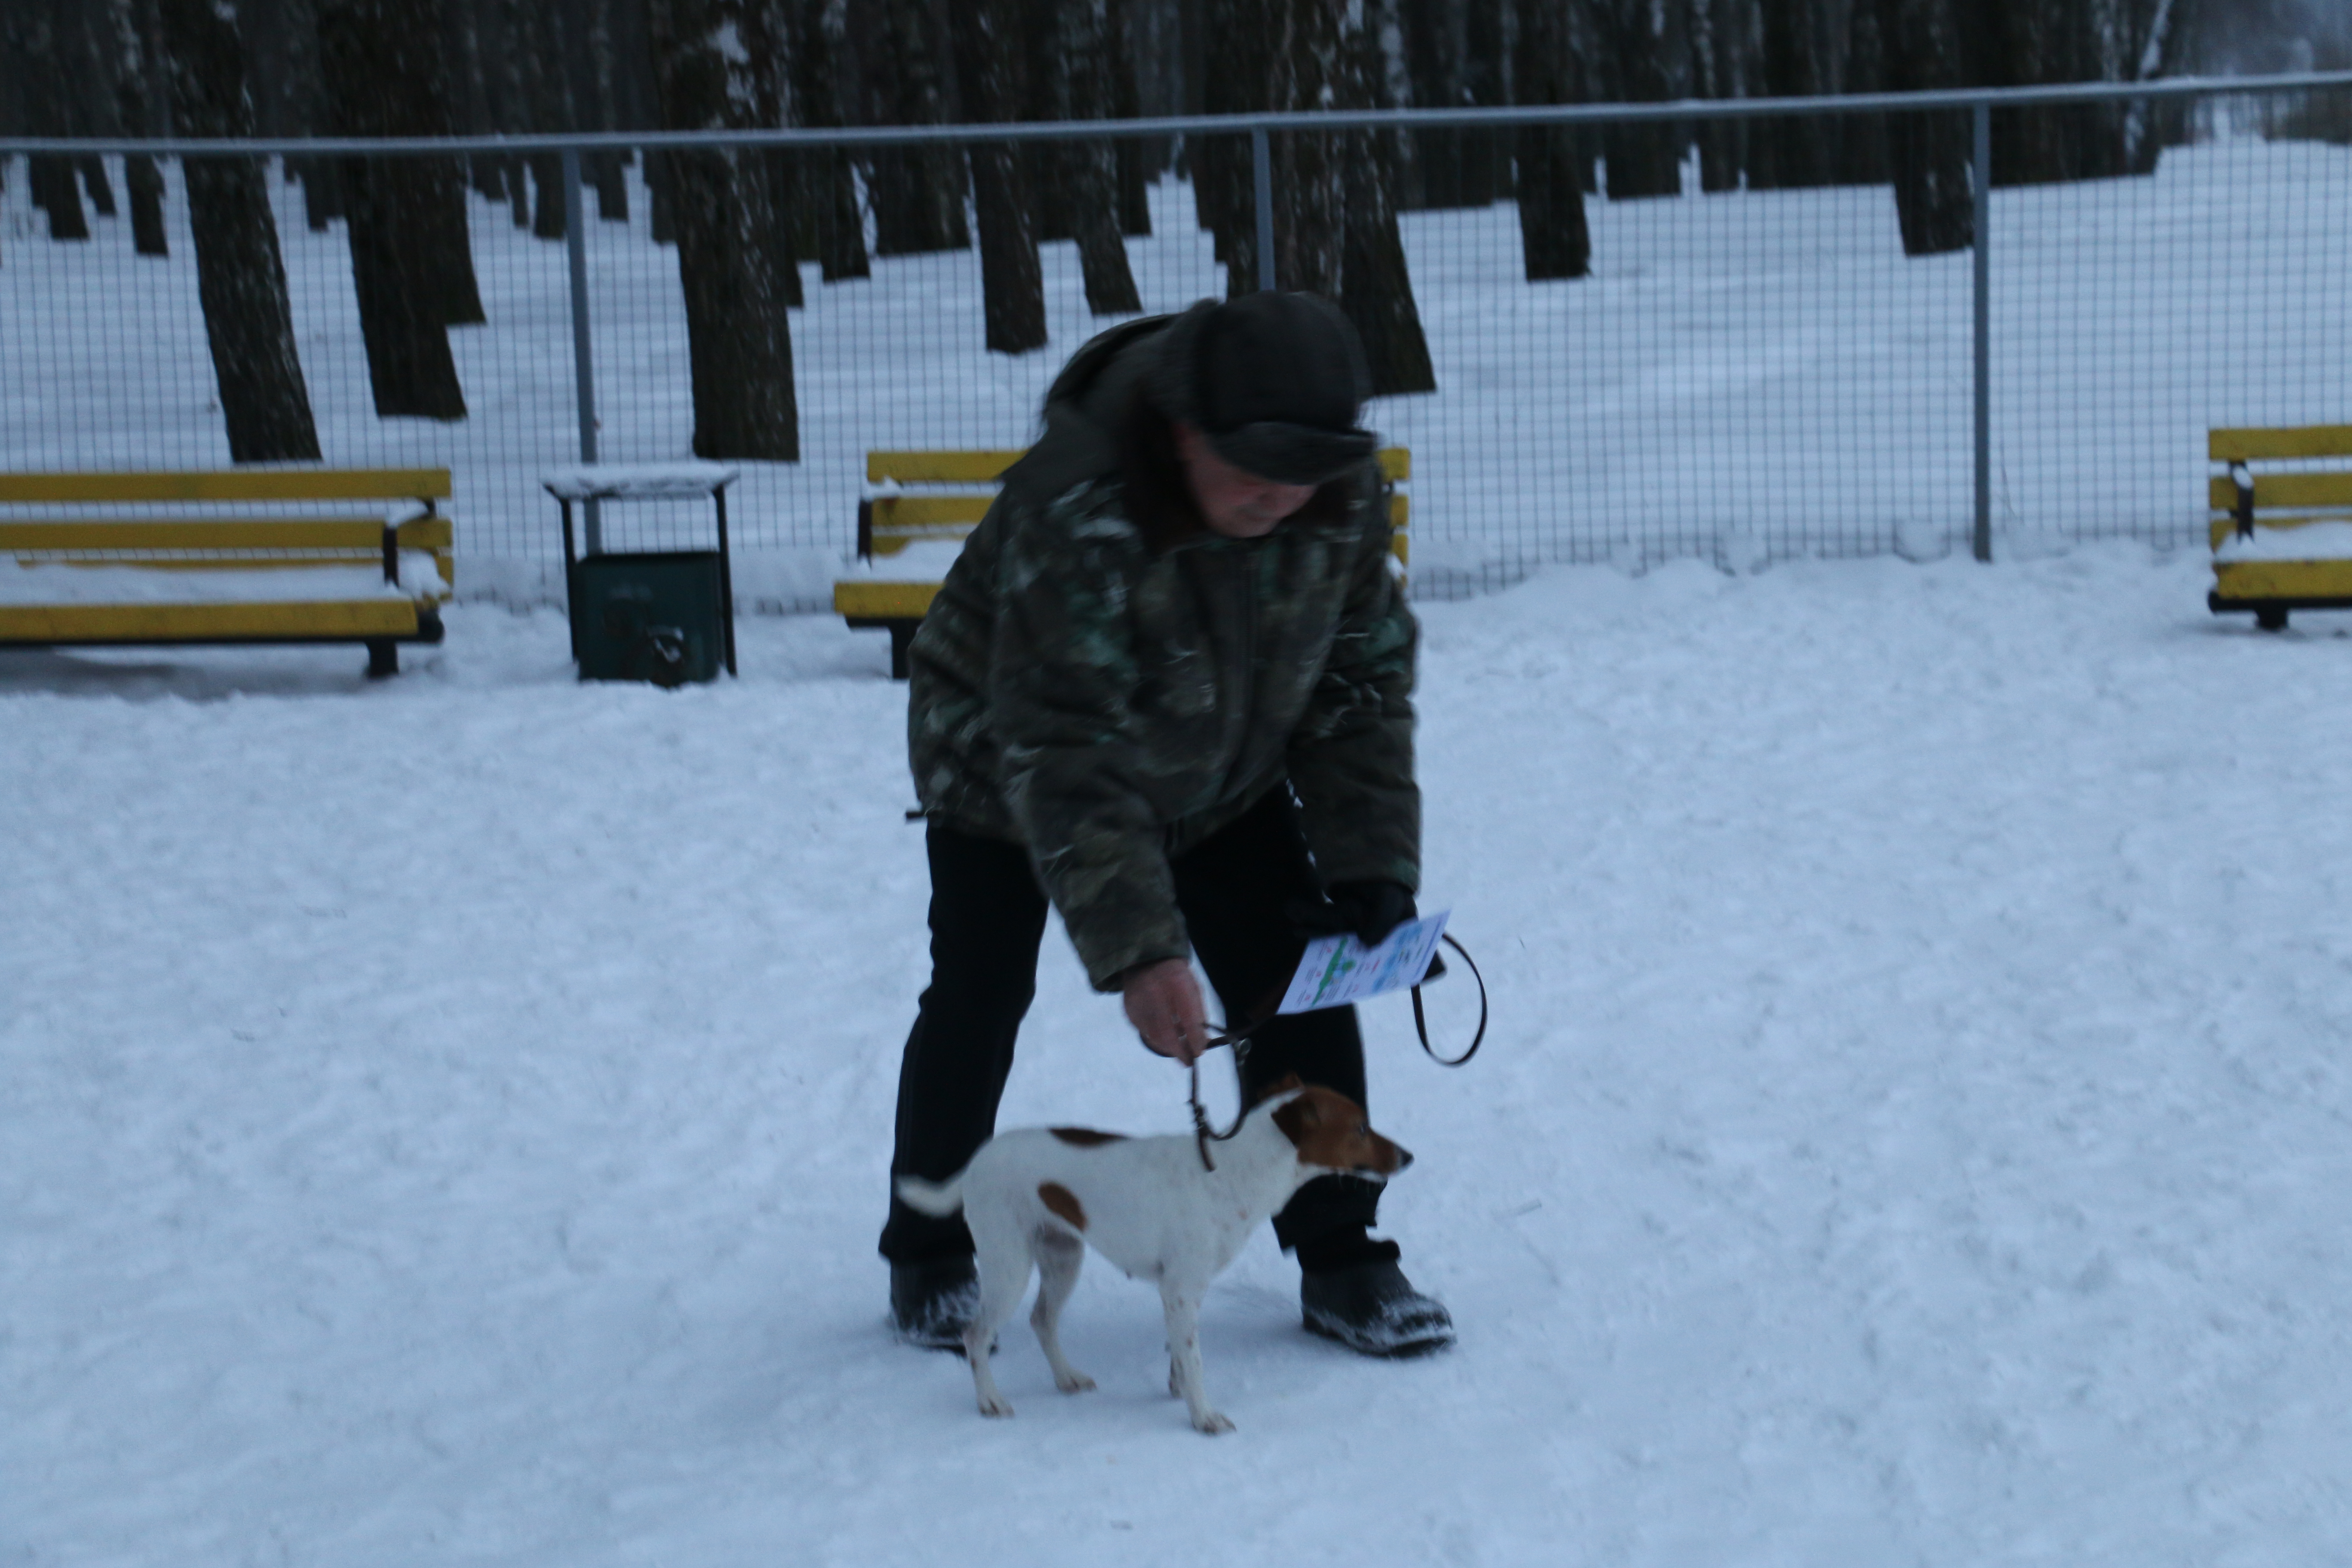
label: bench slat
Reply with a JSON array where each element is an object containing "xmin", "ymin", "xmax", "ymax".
[
  {"xmin": 867, "ymin": 450, "xmax": 1026, "ymax": 484},
  {"xmin": 2, "ymin": 519, "xmax": 397, "ymax": 551},
  {"xmin": 2206, "ymin": 472, "xmax": 2352, "ymax": 511},
  {"xmin": 0, "ymin": 599, "xmax": 426, "ymax": 642},
  {"xmin": 2213, "ymin": 559, "xmax": 2352, "ymax": 600},
  {"xmin": 2209, "ymin": 426, "xmax": 2352, "ymax": 462},
  {"xmin": 0, "ymin": 469, "xmax": 453, "ymax": 505},
  {"xmin": 4, "ymin": 515, "xmax": 453, "ymax": 550},
  {"xmin": 835, "ymin": 581, "xmax": 942, "ymax": 619},
  {"xmin": 867, "ymin": 495, "xmax": 995, "ymax": 536}
]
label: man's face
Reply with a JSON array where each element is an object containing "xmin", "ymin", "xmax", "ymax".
[{"xmin": 1173, "ymin": 422, "xmax": 1318, "ymax": 539}]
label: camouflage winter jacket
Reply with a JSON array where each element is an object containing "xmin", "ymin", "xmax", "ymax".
[{"xmin": 906, "ymin": 316, "xmax": 1419, "ymax": 992}]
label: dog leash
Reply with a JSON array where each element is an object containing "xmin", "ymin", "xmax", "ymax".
[{"xmin": 1185, "ymin": 933, "xmax": 1488, "ymax": 1172}]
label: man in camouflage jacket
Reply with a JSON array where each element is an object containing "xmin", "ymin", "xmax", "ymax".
[{"xmin": 883, "ymin": 292, "xmax": 1453, "ymax": 1357}]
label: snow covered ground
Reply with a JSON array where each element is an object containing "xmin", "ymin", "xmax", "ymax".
[
  {"xmin": 9, "ymin": 546, "xmax": 2352, "ymax": 1566},
  {"xmin": 6, "ymin": 132, "xmax": 2347, "ymax": 599}
]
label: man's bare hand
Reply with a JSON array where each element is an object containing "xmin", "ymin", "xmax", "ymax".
[{"xmin": 1122, "ymin": 958, "xmax": 1210, "ymax": 1064}]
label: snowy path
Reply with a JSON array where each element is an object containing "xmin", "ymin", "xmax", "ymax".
[{"xmin": 7, "ymin": 551, "xmax": 2352, "ymax": 1565}]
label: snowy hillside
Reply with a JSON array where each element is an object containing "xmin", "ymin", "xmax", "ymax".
[{"xmin": 7, "ymin": 548, "xmax": 2350, "ymax": 1565}]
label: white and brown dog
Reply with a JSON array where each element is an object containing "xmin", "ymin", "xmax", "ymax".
[{"xmin": 894, "ymin": 1075, "xmax": 1412, "ymax": 1434}]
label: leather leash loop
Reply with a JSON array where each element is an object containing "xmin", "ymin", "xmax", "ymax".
[
  {"xmin": 1410, "ymin": 934, "xmax": 1488, "ymax": 1068},
  {"xmin": 1188, "ymin": 1025, "xmax": 1253, "ymax": 1173},
  {"xmin": 1184, "ymin": 934, "xmax": 1487, "ymax": 1171}
]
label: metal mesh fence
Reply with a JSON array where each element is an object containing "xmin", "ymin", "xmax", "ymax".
[{"xmin": 3, "ymin": 82, "xmax": 2349, "ymax": 605}]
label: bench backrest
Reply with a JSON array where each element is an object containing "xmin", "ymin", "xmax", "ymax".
[
  {"xmin": 2208, "ymin": 427, "xmax": 2352, "ymax": 550},
  {"xmin": 0, "ymin": 469, "xmax": 454, "ymax": 591},
  {"xmin": 861, "ymin": 448, "xmax": 1412, "ymax": 565}
]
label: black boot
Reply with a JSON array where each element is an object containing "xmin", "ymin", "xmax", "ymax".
[
  {"xmin": 889, "ymin": 1254, "xmax": 979, "ymax": 1351},
  {"xmin": 1298, "ymin": 1237, "xmax": 1455, "ymax": 1357}
]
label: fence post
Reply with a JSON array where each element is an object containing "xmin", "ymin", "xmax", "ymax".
[
  {"xmin": 561, "ymin": 144, "xmax": 602, "ymax": 554},
  {"xmin": 1251, "ymin": 124, "xmax": 1276, "ymax": 292},
  {"xmin": 1972, "ymin": 100, "xmax": 1992, "ymax": 564}
]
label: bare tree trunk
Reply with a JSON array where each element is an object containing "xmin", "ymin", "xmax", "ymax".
[
  {"xmin": 953, "ymin": 0, "xmax": 1049, "ymax": 353},
  {"xmin": 1877, "ymin": 0, "xmax": 1973, "ymax": 255},
  {"xmin": 1196, "ymin": 0, "xmax": 1257, "ymax": 287},
  {"xmin": 317, "ymin": 0, "xmax": 480, "ymax": 420},
  {"xmin": 1749, "ymin": 0, "xmax": 1837, "ymax": 188},
  {"xmin": 647, "ymin": 0, "xmax": 799, "ymax": 459},
  {"xmin": 789, "ymin": 0, "xmax": 869, "ymax": 281},
  {"xmin": 495, "ymin": 0, "xmax": 575, "ymax": 238},
  {"xmin": 1459, "ymin": 0, "xmax": 1506, "ymax": 204},
  {"xmin": 17, "ymin": 0, "xmax": 92, "ymax": 241},
  {"xmin": 583, "ymin": 0, "xmax": 631, "ymax": 219},
  {"xmin": 80, "ymin": 157, "xmax": 120, "ymax": 217},
  {"xmin": 1839, "ymin": 0, "xmax": 1895, "ymax": 185},
  {"xmin": 747, "ymin": 0, "xmax": 804, "ymax": 309},
  {"xmin": 1590, "ymin": 0, "xmax": 1686, "ymax": 199},
  {"xmin": 1694, "ymin": 0, "xmax": 1750, "ymax": 191},
  {"xmin": 266, "ymin": 0, "xmax": 345, "ymax": 231},
  {"xmin": 2122, "ymin": 0, "xmax": 2189, "ymax": 174},
  {"xmin": 1340, "ymin": 0, "xmax": 1433, "ymax": 394},
  {"xmin": 106, "ymin": 0, "xmax": 172, "ymax": 254},
  {"xmin": 34, "ymin": 158, "xmax": 93, "ymax": 239},
  {"xmin": 1513, "ymin": 0, "xmax": 1592, "ymax": 280},
  {"xmin": 1988, "ymin": 0, "xmax": 2086, "ymax": 185},
  {"xmin": 1270, "ymin": 0, "xmax": 1344, "ymax": 297},
  {"xmin": 1107, "ymin": 0, "xmax": 1154, "ymax": 235},
  {"xmin": 1046, "ymin": 0, "xmax": 1142, "ymax": 315},
  {"xmin": 156, "ymin": 0, "xmax": 322, "ymax": 461},
  {"xmin": 1398, "ymin": 0, "xmax": 1462, "ymax": 208},
  {"xmin": 864, "ymin": 0, "xmax": 968, "ymax": 257}
]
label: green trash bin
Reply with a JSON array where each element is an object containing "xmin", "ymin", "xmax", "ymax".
[
  {"xmin": 547, "ymin": 465, "xmax": 740, "ymax": 686},
  {"xmin": 570, "ymin": 551, "xmax": 729, "ymax": 686}
]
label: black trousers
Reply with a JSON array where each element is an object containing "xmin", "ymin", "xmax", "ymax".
[{"xmin": 879, "ymin": 787, "xmax": 1383, "ymax": 1266}]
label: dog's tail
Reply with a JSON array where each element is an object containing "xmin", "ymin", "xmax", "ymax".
[{"xmin": 893, "ymin": 1172, "xmax": 965, "ymax": 1217}]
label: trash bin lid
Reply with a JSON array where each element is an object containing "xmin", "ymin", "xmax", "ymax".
[{"xmin": 542, "ymin": 462, "xmax": 741, "ymax": 502}]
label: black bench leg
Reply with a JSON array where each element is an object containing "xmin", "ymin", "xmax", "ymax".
[
  {"xmin": 2257, "ymin": 608, "xmax": 2289, "ymax": 632},
  {"xmin": 889, "ymin": 622, "xmax": 917, "ymax": 681},
  {"xmin": 366, "ymin": 639, "xmax": 400, "ymax": 678}
]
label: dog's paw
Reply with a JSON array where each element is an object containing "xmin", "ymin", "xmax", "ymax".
[
  {"xmin": 977, "ymin": 1394, "xmax": 1016, "ymax": 1419},
  {"xmin": 1055, "ymin": 1370, "xmax": 1096, "ymax": 1394},
  {"xmin": 1191, "ymin": 1409, "xmax": 1235, "ymax": 1435}
]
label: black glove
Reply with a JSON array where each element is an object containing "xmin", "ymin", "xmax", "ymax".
[{"xmin": 1286, "ymin": 879, "xmax": 1417, "ymax": 948}]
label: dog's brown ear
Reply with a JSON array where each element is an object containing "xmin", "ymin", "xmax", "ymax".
[
  {"xmin": 1250, "ymin": 1072, "xmax": 1305, "ymax": 1108},
  {"xmin": 1270, "ymin": 1091, "xmax": 1320, "ymax": 1150}
]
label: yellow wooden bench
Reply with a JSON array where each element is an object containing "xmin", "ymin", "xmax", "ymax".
[
  {"xmin": 0, "ymin": 469, "xmax": 455, "ymax": 677},
  {"xmin": 2208, "ymin": 426, "xmax": 2352, "ymax": 631},
  {"xmin": 835, "ymin": 447, "xmax": 1411, "ymax": 678}
]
